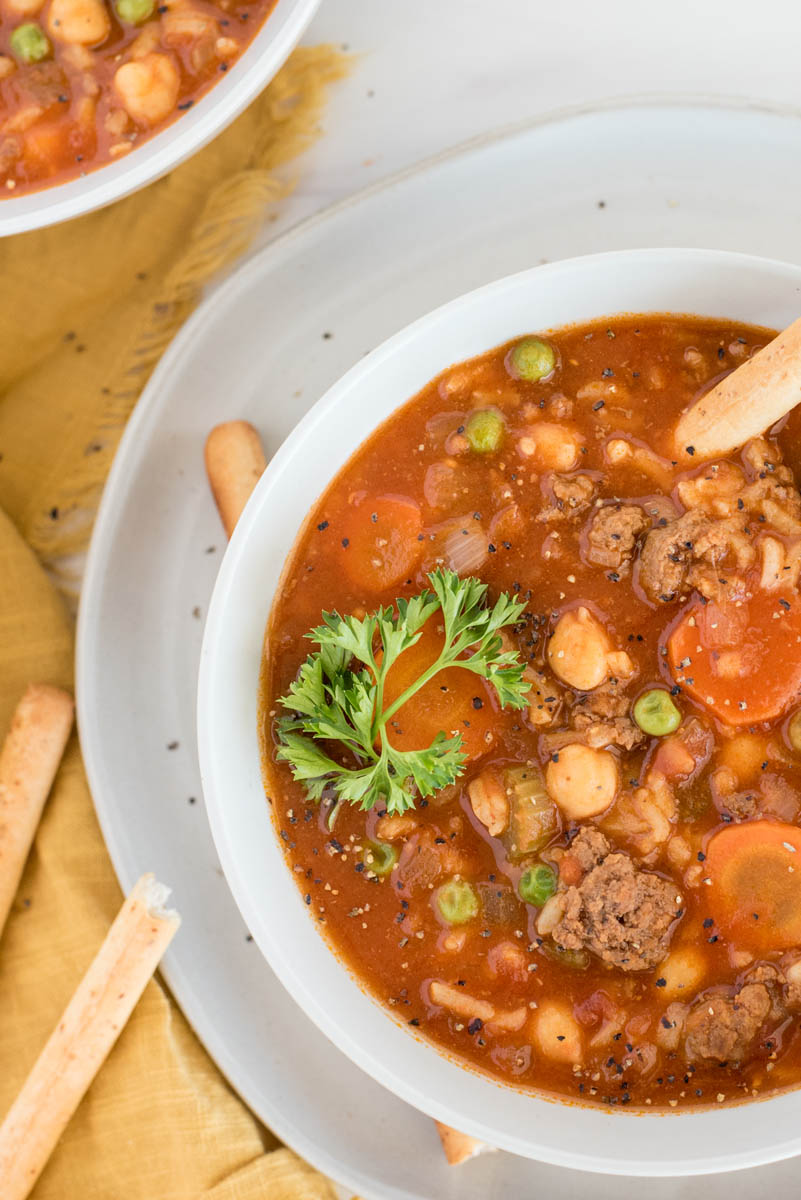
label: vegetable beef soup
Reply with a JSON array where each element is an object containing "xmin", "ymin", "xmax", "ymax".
[
  {"xmin": 0, "ymin": 0, "xmax": 276, "ymax": 195},
  {"xmin": 261, "ymin": 314, "xmax": 801, "ymax": 1110}
]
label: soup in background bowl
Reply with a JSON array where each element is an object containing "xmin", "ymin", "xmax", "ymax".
[
  {"xmin": 0, "ymin": 0, "xmax": 318, "ymax": 233},
  {"xmin": 198, "ymin": 248, "xmax": 801, "ymax": 1174}
]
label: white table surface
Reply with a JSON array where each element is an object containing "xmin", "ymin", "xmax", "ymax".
[{"xmin": 276, "ymin": 0, "xmax": 801, "ymax": 239}]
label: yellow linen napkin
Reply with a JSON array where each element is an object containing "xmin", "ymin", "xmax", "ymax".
[
  {"xmin": 0, "ymin": 44, "xmax": 350, "ymax": 1198},
  {"xmin": 0, "ymin": 43, "xmax": 347, "ymax": 589}
]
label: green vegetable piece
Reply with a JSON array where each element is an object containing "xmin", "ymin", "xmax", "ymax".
[
  {"xmin": 116, "ymin": 0, "xmax": 155, "ymax": 22},
  {"xmin": 502, "ymin": 765, "xmax": 558, "ymax": 860},
  {"xmin": 10, "ymin": 22, "xmax": 50, "ymax": 63},
  {"xmin": 363, "ymin": 840, "xmax": 397, "ymax": 876},
  {"xmin": 544, "ymin": 942, "xmax": 590, "ymax": 970},
  {"xmin": 518, "ymin": 862, "xmax": 557, "ymax": 907},
  {"xmin": 464, "ymin": 407, "xmax": 505, "ymax": 454},
  {"xmin": 508, "ymin": 337, "xmax": 556, "ymax": 382},
  {"xmin": 633, "ymin": 689, "xmax": 682, "ymax": 737},
  {"xmin": 788, "ymin": 709, "xmax": 801, "ymax": 753},
  {"xmin": 435, "ymin": 878, "xmax": 479, "ymax": 925},
  {"xmin": 275, "ymin": 568, "xmax": 531, "ymax": 816}
]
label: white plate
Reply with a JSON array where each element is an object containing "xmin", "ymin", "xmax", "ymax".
[{"xmin": 78, "ymin": 100, "xmax": 801, "ymax": 1199}]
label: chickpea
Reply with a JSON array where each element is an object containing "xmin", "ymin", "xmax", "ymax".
[
  {"xmin": 657, "ymin": 945, "xmax": 707, "ymax": 1000},
  {"xmin": 47, "ymin": 0, "xmax": 110, "ymax": 44},
  {"xmin": 535, "ymin": 892, "xmax": 566, "ymax": 936},
  {"xmin": 530, "ymin": 1000, "xmax": 583, "ymax": 1065},
  {"xmin": 545, "ymin": 743, "xmax": 618, "ymax": 820},
  {"xmin": 518, "ymin": 422, "xmax": 583, "ymax": 471},
  {"xmin": 114, "ymin": 52, "xmax": 180, "ymax": 126},
  {"xmin": 467, "ymin": 769, "xmax": 508, "ymax": 836},
  {"xmin": 547, "ymin": 605, "xmax": 610, "ymax": 691}
]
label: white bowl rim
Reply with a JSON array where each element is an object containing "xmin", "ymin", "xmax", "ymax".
[
  {"xmin": 198, "ymin": 246, "xmax": 801, "ymax": 1175},
  {"xmin": 0, "ymin": 0, "xmax": 319, "ymax": 237}
]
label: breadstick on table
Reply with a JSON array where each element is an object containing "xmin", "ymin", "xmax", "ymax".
[
  {"xmin": 434, "ymin": 1121, "xmax": 495, "ymax": 1166},
  {"xmin": 0, "ymin": 684, "xmax": 74, "ymax": 936},
  {"xmin": 204, "ymin": 420, "xmax": 267, "ymax": 538},
  {"xmin": 674, "ymin": 315, "xmax": 801, "ymax": 460},
  {"xmin": 0, "ymin": 874, "xmax": 180, "ymax": 1200}
]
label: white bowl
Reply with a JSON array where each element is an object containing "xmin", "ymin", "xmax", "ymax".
[
  {"xmin": 0, "ymin": 0, "xmax": 319, "ymax": 236},
  {"xmin": 198, "ymin": 247, "xmax": 801, "ymax": 1175}
]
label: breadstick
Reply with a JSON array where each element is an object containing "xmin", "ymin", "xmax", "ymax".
[
  {"xmin": 0, "ymin": 684, "xmax": 74, "ymax": 936},
  {"xmin": 204, "ymin": 420, "xmax": 267, "ymax": 538},
  {"xmin": 674, "ymin": 315, "xmax": 801, "ymax": 460},
  {"xmin": 0, "ymin": 874, "xmax": 180, "ymax": 1200},
  {"xmin": 434, "ymin": 1121, "xmax": 494, "ymax": 1166}
]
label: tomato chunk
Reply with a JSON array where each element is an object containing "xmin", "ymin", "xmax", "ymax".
[
  {"xmin": 667, "ymin": 587, "xmax": 801, "ymax": 726},
  {"xmin": 705, "ymin": 820, "xmax": 801, "ymax": 951}
]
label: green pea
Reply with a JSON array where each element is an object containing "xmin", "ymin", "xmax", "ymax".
[
  {"xmin": 517, "ymin": 862, "xmax": 557, "ymax": 907},
  {"xmin": 508, "ymin": 337, "xmax": 556, "ymax": 382},
  {"xmin": 464, "ymin": 407, "xmax": 505, "ymax": 454},
  {"xmin": 788, "ymin": 709, "xmax": 801, "ymax": 753},
  {"xmin": 435, "ymin": 878, "xmax": 479, "ymax": 925},
  {"xmin": 115, "ymin": 0, "xmax": 155, "ymax": 22},
  {"xmin": 544, "ymin": 942, "xmax": 590, "ymax": 970},
  {"xmin": 9, "ymin": 23, "xmax": 50, "ymax": 63},
  {"xmin": 362, "ymin": 840, "xmax": 397, "ymax": 877},
  {"xmin": 633, "ymin": 689, "xmax": 682, "ymax": 736}
]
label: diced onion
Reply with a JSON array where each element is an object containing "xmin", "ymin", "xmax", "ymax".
[{"xmin": 443, "ymin": 523, "xmax": 488, "ymax": 575}]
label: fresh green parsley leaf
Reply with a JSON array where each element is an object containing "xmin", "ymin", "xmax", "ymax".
[{"xmin": 275, "ymin": 568, "xmax": 530, "ymax": 814}]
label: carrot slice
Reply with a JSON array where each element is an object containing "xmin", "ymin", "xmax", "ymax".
[
  {"xmin": 705, "ymin": 820, "xmax": 801, "ymax": 951},
  {"xmin": 339, "ymin": 495, "xmax": 422, "ymax": 593},
  {"xmin": 381, "ymin": 620, "xmax": 495, "ymax": 761},
  {"xmin": 667, "ymin": 587, "xmax": 801, "ymax": 726}
]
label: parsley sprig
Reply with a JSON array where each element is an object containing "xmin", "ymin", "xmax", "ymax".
[{"xmin": 275, "ymin": 568, "xmax": 530, "ymax": 815}]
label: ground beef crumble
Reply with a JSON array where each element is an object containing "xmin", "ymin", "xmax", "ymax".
[
  {"xmin": 585, "ymin": 503, "xmax": 649, "ymax": 572},
  {"xmin": 637, "ymin": 510, "xmax": 747, "ymax": 603},
  {"xmin": 568, "ymin": 678, "xmax": 644, "ymax": 751},
  {"xmin": 683, "ymin": 983, "xmax": 772, "ymax": 1063},
  {"xmin": 537, "ymin": 473, "xmax": 597, "ymax": 522},
  {"xmin": 551, "ymin": 828, "xmax": 682, "ymax": 971}
]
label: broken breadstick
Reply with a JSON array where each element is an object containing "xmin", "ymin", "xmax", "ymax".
[
  {"xmin": 434, "ymin": 1121, "xmax": 495, "ymax": 1166},
  {"xmin": 204, "ymin": 420, "xmax": 267, "ymax": 538},
  {"xmin": 0, "ymin": 684, "xmax": 74, "ymax": 937},
  {"xmin": 674, "ymin": 315, "xmax": 801, "ymax": 460},
  {"xmin": 0, "ymin": 874, "xmax": 180, "ymax": 1200}
]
